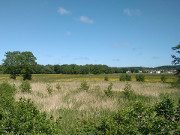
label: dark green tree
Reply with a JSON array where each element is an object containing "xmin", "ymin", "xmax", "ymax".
[
  {"xmin": 2, "ymin": 51, "xmax": 37, "ymax": 80},
  {"xmin": 172, "ymin": 43, "xmax": 180, "ymax": 65},
  {"xmin": 2, "ymin": 51, "xmax": 21, "ymax": 79},
  {"xmin": 172, "ymin": 43, "xmax": 180, "ymax": 84}
]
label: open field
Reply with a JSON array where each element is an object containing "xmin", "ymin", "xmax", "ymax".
[
  {"xmin": 0, "ymin": 77, "xmax": 177, "ymax": 134},
  {"xmin": 0, "ymin": 74, "xmax": 179, "ymax": 134},
  {"xmin": 0, "ymin": 73, "xmax": 178, "ymax": 82}
]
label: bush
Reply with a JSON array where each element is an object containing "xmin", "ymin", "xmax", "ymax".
[
  {"xmin": 19, "ymin": 80, "xmax": 31, "ymax": 93},
  {"xmin": 154, "ymin": 97, "xmax": 175, "ymax": 120},
  {"xmin": 0, "ymin": 82, "xmax": 61, "ymax": 134},
  {"xmin": 161, "ymin": 75, "xmax": 166, "ymax": 83},
  {"xmin": 104, "ymin": 82, "xmax": 113, "ymax": 97},
  {"xmin": 136, "ymin": 74, "xmax": 145, "ymax": 82},
  {"xmin": 76, "ymin": 98, "xmax": 180, "ymax": 135},
  {"xmin": 104, "ymin": 76, "xmax": 109, "ymax": 81},
  {"xmin": 80, "ymin": 81, "xmax": 89, "ymax": 91},
  {"xmin": 123, "ymin": 83, "xmax": 134, "ymax": 99},
  {"xmin": 56, "ymin": 83, "xmax": 61, "ymax": 91},
  {"xmin": 119, "ymin": 74, "xmax": 131, "ymax": 81},
  {"xmin": 119, "ymin": 75, "xmax": 126, "ymax": 81},
  {"xmin": 46, "ymin": 83, "xmax": 53, "ymax": 95}
]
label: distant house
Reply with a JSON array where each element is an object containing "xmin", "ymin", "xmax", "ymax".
[
  {"xmin": 126, "ymin": 71, "xmax": 131, "ymax": 74},
  {"xmin": 156, "ymin": 71, "xmax": 161, "ymax": 74}
]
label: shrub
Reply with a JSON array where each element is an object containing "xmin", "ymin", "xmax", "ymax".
[
  {"xmin": 104, "ymin": 82, "xmax": 113, "ymax": 97},
  {"xmin": 76, "ymin": 98, "xmax": 179, "ymax": 135},
  {"xmin": 123, "ymin": 83, "xmax": 134, "ymax": 99},
  {"xmin": 125, "ymin": 74, "xmax": 131, "ymax": 81},
  {"xmin": 161, "ymin": 75, "xmax": 166, "ymax": 83},
  {"xmin": 104, "ymin": 76, "xmax": 109, "ymax": 81},
  {"xmin": 136, "ymin": 74, "xmax": 145, "ymax": 82},
  {"xmin": 155, "ymin": 97, "xmax": 175, "ymax": 121},
  {"xmin": 56, "ymin": 83, "xmax": 61, "ymax": 91},
  {"xmin": 0, "ymin": 82, "xmax": 61, "ymax": 134},
  {"xmin": 46, "ymin": 83, "xmax": 53, "ymax": 95},
  {"xmin": 80, "ymin": 81, "xmax": 89, "ymax": 91},
  {"xmin": 19, "ymin": 80, "xmax": 31, "ymax": 93},
  {"xmin": 119, "ymin": 74, "xmax": 131, "ymax": 81},
  {"xmin": 119, "ymin": 75, "xmax": 126, "ymax": 81}
]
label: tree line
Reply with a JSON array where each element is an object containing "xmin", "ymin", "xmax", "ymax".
[
  {"xmin": 0, "ymin": 43, "xmax": 179, "ymax": 80},
  {"xmin": 33, "ymin": 64, "xmax": 146, "ymax": 74}
]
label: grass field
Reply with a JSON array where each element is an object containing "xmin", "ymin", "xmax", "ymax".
[
  {"xmin": 0, "ymin": 73, "xmax": 178, "ymax": 82},
  {"xmin": 0, "ymin": 74, "xmax": 179, "ymax": 134}
]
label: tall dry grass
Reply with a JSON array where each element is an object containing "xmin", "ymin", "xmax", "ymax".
[{"xmin": 12, "ymin": 80, "xmax": 179, "ymax": 134}]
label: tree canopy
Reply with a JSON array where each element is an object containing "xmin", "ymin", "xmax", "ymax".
[
  {"xmin": 172, "ymin": 43, "xmax": 180, "ymax": 65},
  {"xmin": 2, "ymin": 51, "xmax": 37, "ymax": 80},
  {"xmin": 172, "ymin": 43, "xmax": 180, "ymax": 76}
]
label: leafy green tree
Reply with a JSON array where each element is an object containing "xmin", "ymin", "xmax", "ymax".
[
  {"xmin": 172, "ymin": 43, "xmax": 180, "ymax": 85},
  {"xmin": 2, "ymin": 51, "xmax": 21, "ymax": 79},
  {"xmin": 172, "ymin": 43, "xmax": 180, "ymax": 74},
  {"xmin": 172, "ymin": 43, "xmax": 180, "ymax": 65},
  {"xmin": 2, "ymin": 51, "xmax": 37, "ymax": 80}
]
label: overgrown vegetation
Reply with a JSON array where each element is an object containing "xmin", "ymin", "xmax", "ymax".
[
  {"xmin": 122, "ymin": 83, "xmax": 135, "ymax": 99},
  {"xmin": 119, "ymin": 74, "xmax": 131, "ymax": 81},
  {"xmin": 19, "ymin": 80, "xmax": 31, "ymax": 93},
  {"xmin": 79, "ymin": 80, "xmax": 90, "ymax": 91},
  {"xmin": 104, "ymin": 82, "xmax": 113, "ymax": 97},
  {"xmin": 46, "ymin": 83, "xmax": 53, "ymax": 95},
  {"xmin": 0, "ymin": 82, "xmax": 61, "ymax": 134},
  {"xmin": 136, "ymin": 74, "xmax": 145, "ymax": 82},
  {"xmin": 1, "ymin": 79, "xmax": 180, "ymax": 134},
  {"xmin": 76, "ymin": 97, "xmax": 180, "ymax": 134},
  {"xmin": 161, "ymin": 75, "xmax": 167, "ymax": 83},
  {"xmin": 104, "ymin": 76, "xmax": 109, "ymax": 81}
]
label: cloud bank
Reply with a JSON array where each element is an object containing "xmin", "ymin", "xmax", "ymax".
[
  {"xmin": 79, "ymin": 16, "xmax": 94, "ymax": 23},
  {"xmin": 123, "ymin": 8, "xmax": 141, "ymax": 16},
  {"xmin": 57, "ymin": 7, "xmax": 70, "ymax": 15}
]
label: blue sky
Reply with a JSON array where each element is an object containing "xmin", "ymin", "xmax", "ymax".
[{"xmin": 0, "ymin": 0, "xmax": 180, "ymax": 67}]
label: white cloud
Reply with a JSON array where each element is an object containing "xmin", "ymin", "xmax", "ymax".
[
  {"xmin": 123, "ymin": 9, "xmax": 131, "ymax": 16},
  {"xmin": 112, "ymin": 42, "xmax": 131, "ymax": 48},
  {"xmin": 113, "ymin": 59, "xmax": 121, "ymax": 62},
  {"xmin": 66, "ymin": 31, "xmax": 72, "ymax": 36},
  {"xmin": 79, "ymin": 16, "xmax": 94, "ymax": 23},
  {"xmin": 57, "ymin": 7, "xmax": 70, "ymax": 15},
  {"xmin": 74, "ymin": 57, "xmax": 90, "ymax": 60},
  {"xmin": 123, "ymin": 8, "xmax": 141, "ymax": 16}
]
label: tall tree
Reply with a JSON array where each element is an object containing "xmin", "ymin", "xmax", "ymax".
[
  {"xmin": 172, "ymin": 43, "xmax": 180, "ymax": 83},
  {"xmin": 2, "ymin": 51, "xmax": 37, "ymax": 80},
  {"xmin": 2, "ymin": 51, "xmax": 21, "ymax": 79}
]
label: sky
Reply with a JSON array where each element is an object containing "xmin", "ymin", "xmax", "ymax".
[{"xmin": 0, "ymin": 0, "xmax": 180, "ymax": 67}]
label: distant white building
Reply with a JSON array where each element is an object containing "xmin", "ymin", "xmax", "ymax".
[
  {"xmin": 156, "ymin": 71, "xmax": 161, "ymax": 74},
  {"xmin": 126, "ymin": 71, "xmax": 131, "ymax": 74}
]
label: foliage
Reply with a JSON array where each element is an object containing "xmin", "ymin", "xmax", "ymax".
[
  {"xmin": 161, "ymin": 75, "xmax": 167, "ymax": 83},
  {"xmin": 56, "ymin": 83, "xmax": 61, "ymax": 91},
  {"xmin": 76, "ymin": 97, "xmax": 180, "ymax": 135},
  {"xmin": 136, "ymin": 74, "xmax": 145, "ymax": 82},
  {"xmin": 122, "ymin": 83, "xmax": 135, "ymax": 99},
  {"xmin": 2, "ymin": 51, "xmax": 37, "ymax": 80},
  {"xmin": 46, "ymin": 83, "xmax": 53, "ymax": 95},
  {"xmin": 119, "ymin": 74, "xmax": 131, "ymax": 81},
  {"xmin": 119, "ymin": 74, "xmax": 126, "ymax": 81},
  {"xmin": 79, "ymin": 81, "xmax": 89, "ymax": 91},
  {"xmin": 0, "ymin": 82, "xmax": 61, "ymax": 134},
  {"xmin": 104, "ymin": 76, "xmax": 109, "ymax": 81},
  {"xmin": 172, "ymin": 43, "xmax": 180, "ymax": 65},
  {"xmin": 104, "ymin": 82, "xmax": 113, "ymax": 97},
  {"xmin": 19, "ymin": 80, "xmax": 31, "ymax": 93},
  {"xmin": 172, "ymin": 43, "xmax": 180, "ymax": 86}
]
